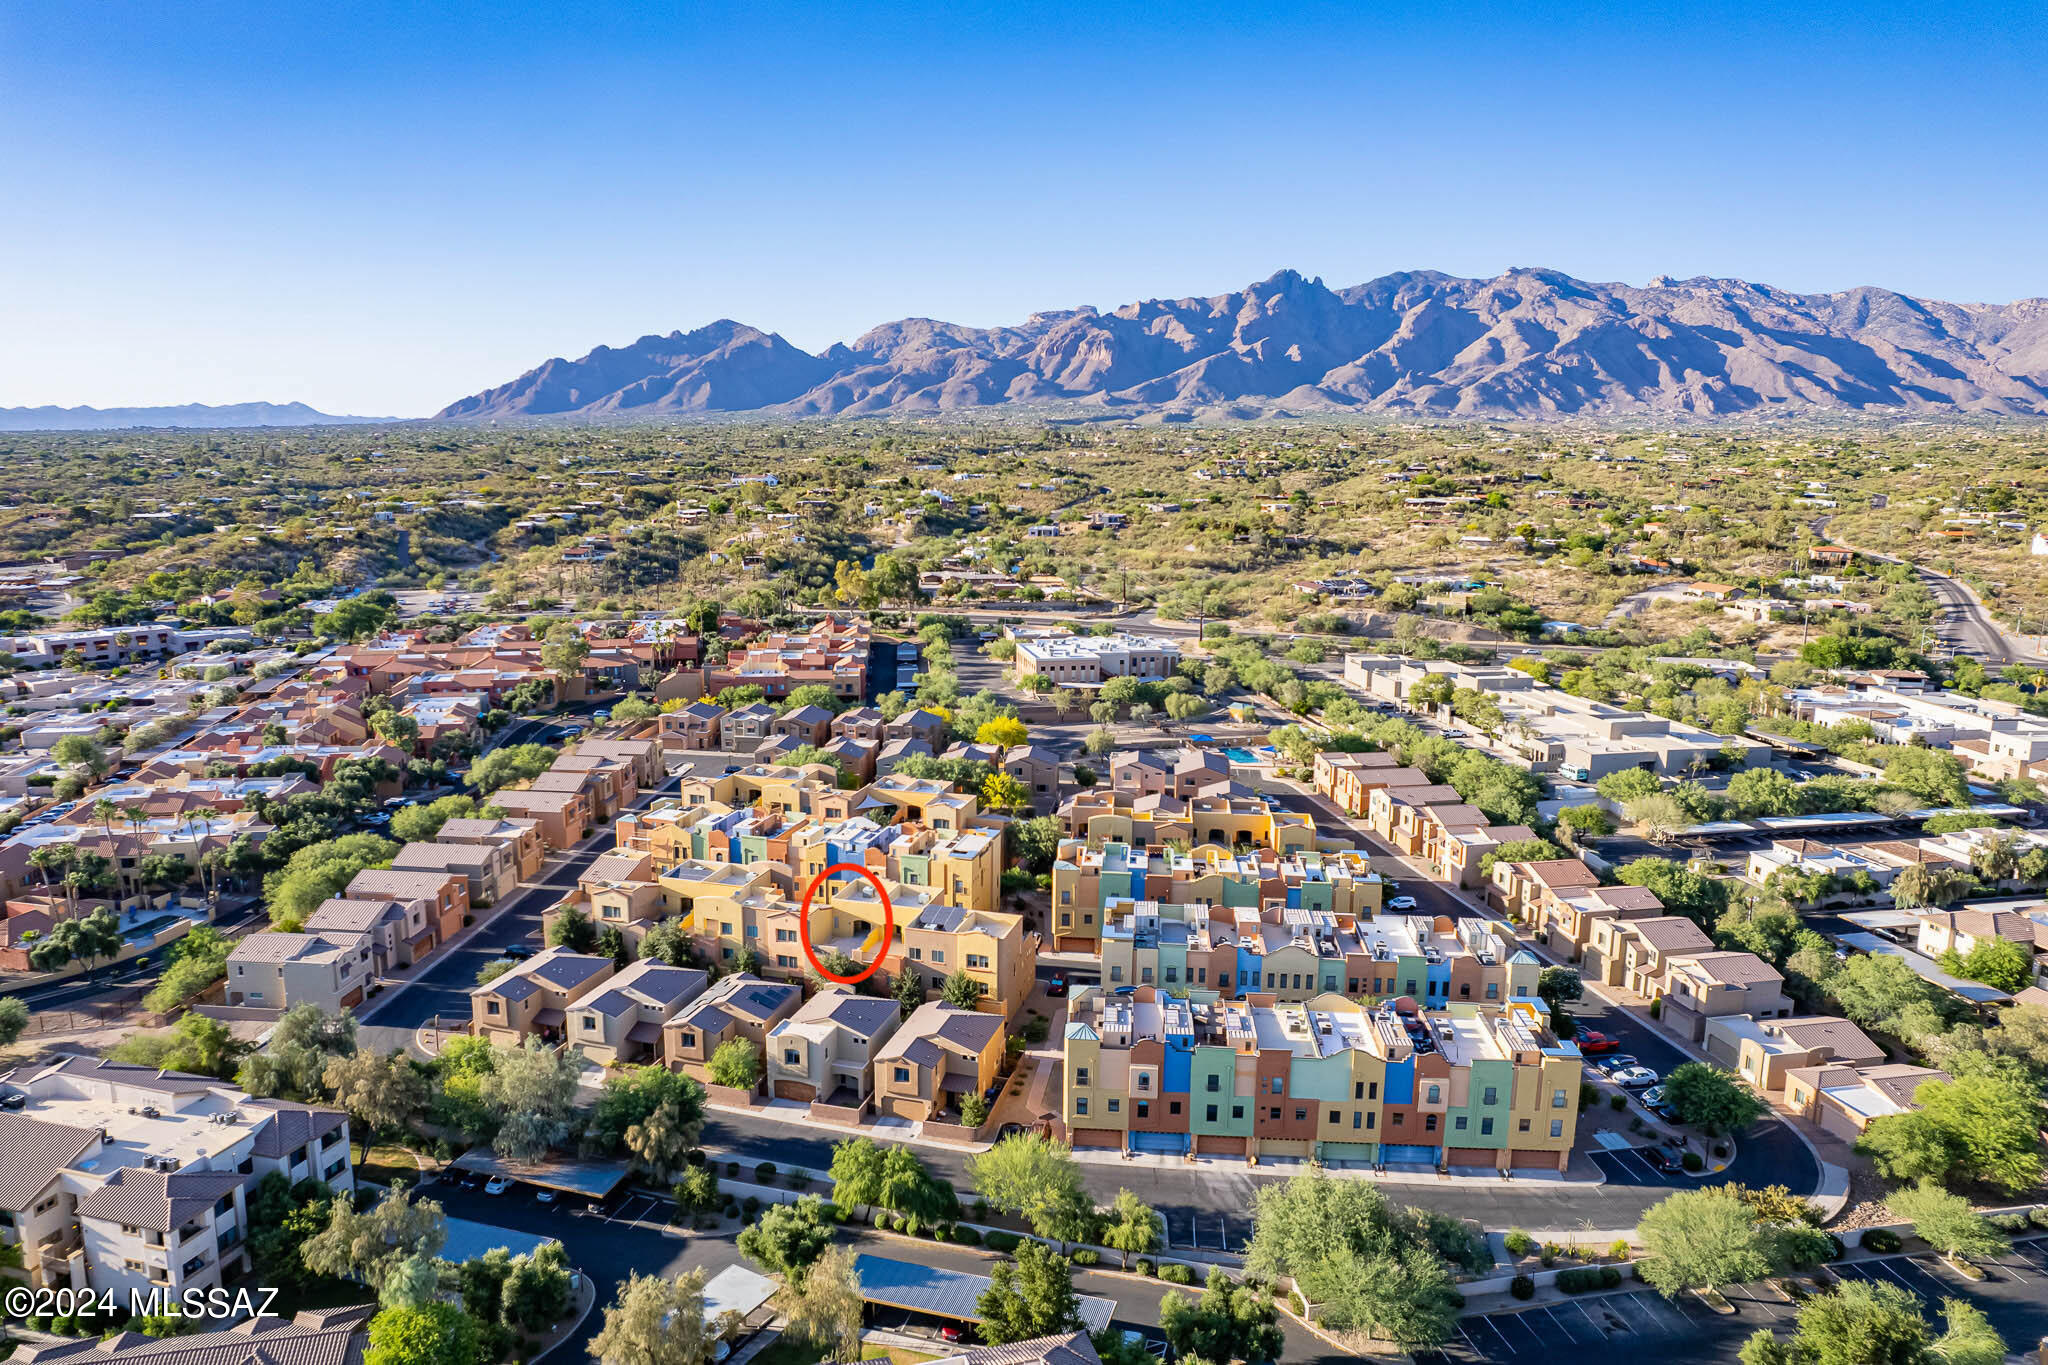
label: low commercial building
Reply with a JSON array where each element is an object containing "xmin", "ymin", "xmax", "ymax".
[{"xmin": 1012, "ymin": 634, "xmax": 1180, "ymax": 688}]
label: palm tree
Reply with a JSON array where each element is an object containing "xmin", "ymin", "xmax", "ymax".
[
  {"xmin": 28, "ymin": 843, "xmax": 74, "ymax": 892},
  {"xmin": 91, "ymin": 797, "xmax": 119, "ymax": 839}
]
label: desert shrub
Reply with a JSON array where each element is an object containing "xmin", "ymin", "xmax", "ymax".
[
  {"xmin": 1071, "ymin": 1248, "xmax": 1099, "ymax": 1266},
  {"xmin": 1135, "ymin": 1258, "xmax": 1155, "ymax": 1277},
  {"xmin": 1861, "ymin": 1228, "xmax": 1902, "ymax": 1253},
  {"xmin": 1509, "ymin": 1275, "xmax": 1535, "ymax": 1300},
  {"xmin": 985, "ymin": 1231, "xmax": 1021, "ymax": 1253},
  {"xmin": 1682, "ymin": 1152, "xmax": 1704, "ymax": 1172},
  {"xmin": 1504, "ymin": 1229, "xmax": 1535, "ymax": 1257},
  {"xmin": 1159, "ymin": 1263, "xmax": 1192, "ymax": 1284}
]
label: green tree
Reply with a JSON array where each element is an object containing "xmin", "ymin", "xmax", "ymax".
[
  {"xmin": 590, "ymin": 1270, "xmax": 716, "ymax": 1365},
  {"xmin": 547, "ymin": 903, "xmax": 598, "ymax": 951},
  {"xmin": 479, "ymin": 1037, "xmax": 583, "ymax": 1162},
  {"xmin": 1158, "ymin": 1267, "xmax": 1285, "ymax": 1365},
  {"xmin": 324, "ymin": 1049, "xmax": 430, "ymax": 1160},
  {"xmin": 776, "ymin": 1244, "xmax": 864, "ymax": 1365},
  {"xmin": 263, "ymin": 833, "xmax": 399, "ymax": 930},
  {"xmin": 977, "ymin": 1241, "xmax": 1082, "ymax": 1346},
  {"xmin": 238, "ymin": 1002, "xmax": 355, "ymax": 1099},
  {"xmin": 828, "ymin": 1137, "xmax": 885, "ymax": 1217},
  {"xmin": 737, "ymin": 1195, "xmax": 836, "ymax": 1282},
  {"xmin": 0, "ymin": 995, "xmax": 28, "ymax": 1047},
  {"xmin": 940, "ymin": 969, "xmax": 987, "ymax": 1010},
  {"xmin": 365, "ymin": 1302, "xmax": 480, "ymax": 1365},
  {"xmin": 468, "ymin": 743, "xmax": 559, "ymax": 795},
  {"xmin": 1661, "ymin": 1062, "xmax": 1768, "ymax": 1136},
  {"xmin": 1941, "ymin": 938, "xmax": 2035, "ymax": 993},
  {"xmin": 1242, "ymin": 1172, "xmax": 1462, "ymax": 1347},
  {"xmin": 1725, "ymin": 767, "xmax": 1803, "ymax": 818},
  {"xmin": 1882, "ymin": 748, "xmax": 1970, "ymax": 808},
  {"xmin": 1635, "ymin": 1188, "xmax": 1775, "ymax": 1296},
  {"xmin": 970, "ymin": 1132, "xmax": 1095, "ymax": 1246},
  {"xmin": 1860, "ymin": 1073, "xmax": 2044, "ymax": 1194},
  {"xmin": 303, "ymin": 1183, "xmax": 447, "ymax": 1291},
  {"xmin": 707, "ymin": 1037, "xmax": 762, "ymax": 1090},
  {"xmin": 1886, "ymin": 1185, "xmax": 2005, "ymax": 1264},
  {"xmin": 1098, "ymin": 1188, "xmax": 1163, "ymax": 1270},
  {"xmin": 893, "ymin": 966, "xmax": 926, "ymax": 1018}
]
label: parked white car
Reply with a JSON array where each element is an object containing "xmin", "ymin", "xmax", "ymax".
[
  {"xmin": 1611, "ymin": 1066, "xmax": 1659, "ymax": 1089},
  {"xmin": 1387, "ymin": 896, "xmax": 1419, "ymax": 910},
  {"xmin": 484, "ymin": 1175, "xmax": 515, "ymax": 1195}
]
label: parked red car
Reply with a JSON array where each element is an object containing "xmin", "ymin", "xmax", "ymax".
[{"xmin": 1577, "ymin": 1030, "xmax": 1620, "ymax": 1054}]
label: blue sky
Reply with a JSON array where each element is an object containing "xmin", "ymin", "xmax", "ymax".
[{"xmin": 3, "ymin": 1, "xmax": 2044, "ymax": 416}]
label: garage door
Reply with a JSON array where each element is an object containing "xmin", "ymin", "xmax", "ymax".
[
  {"xmin": 1130, "ymin": 1131, "xmax": 1190, "ymax": 1155},
  {"xmin": 1380, "ymin": 1144, "xmax": 1440, "ymax": 1165}
]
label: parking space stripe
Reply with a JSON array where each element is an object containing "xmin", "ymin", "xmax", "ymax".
[
  {"xmin": 1476, "ymin": 1315, "xmax": 1519, "ymax": 1355},
  {"xmin": 1870, "ymin": 1260, "xmax": 1925, "ymax": 1297},
  {"xmin": 1540, "ymin": 1306, "xmax": 1583, "ymax": 1344},
  {"xmin": 1570, "ymin": 1300, "xmax": 1612, "ymax": 1338}
]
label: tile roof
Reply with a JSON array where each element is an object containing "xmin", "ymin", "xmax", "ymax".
[
  {"xmin": 75, "ymin": 1165, "xmax": 247, "ymax": 1233},
  {"xmin": 0, "ymin": 1111, "xmax": 100, "ymax": 1210},
  {"xmin": 14, "ymin": 1307, "xmax": 372, "ymax": 1365}
]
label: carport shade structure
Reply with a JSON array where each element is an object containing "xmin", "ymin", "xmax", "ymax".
[
  {"xmin": 851, "ymin": 1255, "xmax": 1116, "ymax": 1335},
  {"xmin": 449, "ymin": 1148, "xmax": 631, "ymax": 1199}
]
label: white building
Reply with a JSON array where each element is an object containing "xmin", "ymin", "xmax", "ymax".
[
  {"xmin": 1012, "ymin": 634, "xmax": 1181, "ymax": 688},
  {"xmin": 0, "ymin": 1057, "xmax": 353, "ymax": 1294}
]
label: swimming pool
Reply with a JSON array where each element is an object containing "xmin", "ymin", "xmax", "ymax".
[{"xmin": 1225, "ymin": 747, "xmax": 1262, "ymax": 764}]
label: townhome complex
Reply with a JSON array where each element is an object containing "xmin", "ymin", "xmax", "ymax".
[{"xmin": 1062, "ymin": 986, "xmax": 1583, "ymax": 1170}]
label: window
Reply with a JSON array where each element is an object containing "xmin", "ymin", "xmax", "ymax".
[
  {"xmin": 1267, "ymin": 1107, "xmax": 1280, "ymax": 1120},
  {"xmin": 1482, "ymin": 1086, "xmax": 1497, "ymax": 1106},
  {"xmin": 1328, "ymin": 1110, "xmax": 1341, "ymax": 1125},
  {"xmin": 1426, "ymin": 1084, "xmax": 1440, "ymax": 1104},
  {"xmin": 1294, "ymin": 1106, "xmax": 1307, "ymax": 1122},
  {"xmin": 1551, "ymin": 1088, "xmax": 1568, "ymax": 1109},
  {"xmin": 776, "ymin": 929, "xmax": 796, "ymax": 942},
  {"xmin": 1405, "ymin": 979, "xmax": 1417, "ymax": 995},
  {"xmin": 1519, "ymin": 1118, "xmax": 1530, "ymax": 1133},
  {"xmin": 1352, "ymin": 1112, "xmax": 1362, "ymax": 1130},
  {"xmin": 1269, "ymin": 1077, "xmax": 1284, "ymax": 1095},
  {"xmin": 1169, "ymin": 1100, "xmax": 1181, "ymax": 1115},
  {"xmin": 1481, "ymin": 1117, "xmax": 1494, "ymax": 1136},
  {"xmin": 894, "ymin": 1067, "xmax": 910, "ymax": 1083},
  {"xmin": 1232, "ymin": 1104, "xmax": 1244, "ymax": 1120},
  {"xmin": 720, "ymin": 922, "xmax": 732, "ymax": 935},
  {"xmin": 967, "ymin": 954, "xmax": 989, "ymax": 969},
  {"xmin": 1206, "ymin": 1104, "xmax": 1218, "ymax": 1123},
  {"xmin": 1140, "ymin": 967, "xmax": 1153, "ymax": 983},
  {"xmin": 1164, "ymin": 967, "xmax": 1178, "ymax": 983},
  {"xmin": 1391, "ymin": 1112, "xmax": 1404, "ymax": 1127},
  {"xmin": 1368, "ymin": 1081, "xmax": 1379, "ymax": 1100},
  {"xmin": 1454, "ymin": 1115, "xmax": 1468, "ymax": 1132},
  {"xmin": 1485, "ymin": 982, "xmax": 1498, "ymax": 999},
  {"xmin": 783, "ymin": 1049, "xmax": 800, "ymax": 1065},
  {"xmin": 931, "ymin": 950, "xmax": 945, "ymax": 964},
  {"xmin": 1366, "ymin": 1111, "xmax": 1376, "ymax": 1130},
  {"xmin": 678, "ymin": 1032, "xmax": 696, "ymax": 1048},
  {"xmin": 1424, "ymin": 1114, "xmax": 1438, "ymax": 1133},
  {"xmin": 1206, "ymin": 1074, "xmax": 1220, "ymax": 1092},
  {"xmin": 776, "ymin": 954, "xmax": 797, "ymax": 968},
  {"xmin": 1075, "ymin": 1097, "xmax": 1088, "ymax": 1115},
  {"xmin": 582, "ymin": 1016, "xmax": 596, "ymax": 1031},
  {"xmin": 1218, "ymin": 973, "xmax": 1231, "ymax": 988},
  {"xmin": 1107, "ymin": 1099, "xmax": 1120, "ymax": 1113},
  {"xmin": 1354, "ymin": 1081, "xmax": 1364, "ymax": 1100},
  {"xmin": 1075, "ymin": 1067, "xmax": 1090, "ymax": 1087},
  {"xmin": 1550, "ymin": 1119, "xmax": 1565, "ymax": 1138},
  {"xmin": 1136, "ymin": 1073, "xmax": 1151, "ymax": 1091},
  {"xmin": 1136, "ymin": 1101, "xmax": 1150, "ymax": 1119}
]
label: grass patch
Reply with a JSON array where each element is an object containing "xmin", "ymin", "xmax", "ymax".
[{"xmin": 357, "ymin": 1144, "xmax": 422, "ymax": 1187}]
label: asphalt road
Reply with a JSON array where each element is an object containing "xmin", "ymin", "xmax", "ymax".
[
  {"xmin": 1814, "ymin": 516, "xmax": 2038, "ymax": 665},
  {"xmin": 359, "ymin": 771, "xmax": 684, "ymax": 1034}
]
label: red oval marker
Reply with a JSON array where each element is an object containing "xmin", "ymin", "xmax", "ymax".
[{"xmin": 798, "ymin": 862, "xmax": 895, "ymax": 985}]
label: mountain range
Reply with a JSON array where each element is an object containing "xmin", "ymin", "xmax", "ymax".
[
  {"xmin": 437, "ymin": 268, "xmax": 2048, "ymax": 422},
  {"xmin": 0, "ymin": 401, "xmax": 389, "ymax": 431}
]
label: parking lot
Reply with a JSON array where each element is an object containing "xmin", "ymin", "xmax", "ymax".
[
  {"xmin": 1418, "ymin": 1237, "xmax": 2048, "ymax": 1365},
  {"xmin": 1158, "ymin": 1208, "xmax": 1250, "ymax": 1253},
  {"xmin": 1587, "ymin": 1145, "xmax": 1695, "ymax": 1189}
]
